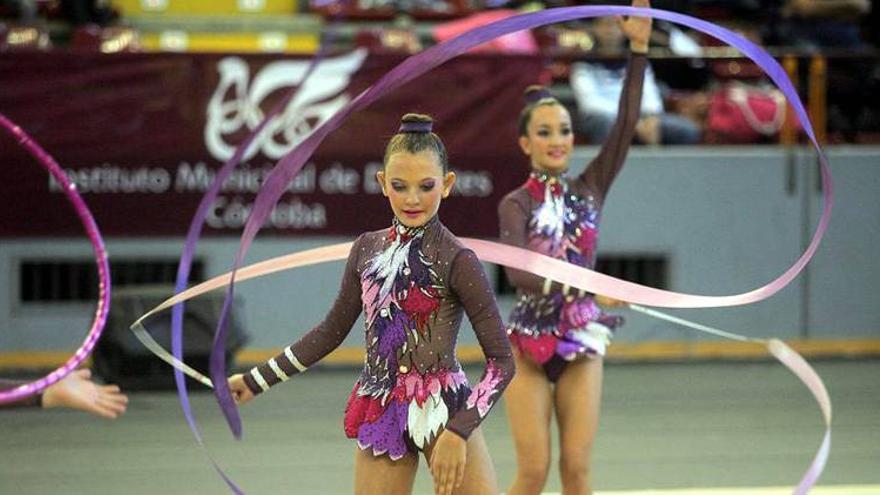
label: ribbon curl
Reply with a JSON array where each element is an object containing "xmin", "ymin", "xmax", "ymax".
[
  {"xmin": 163, "ymin": 9, "xmax": 350, "ymax": 492},
  {"xmin": 134, "ymin": 238, "xmax": 832, "ymax": 495},
  {"xmin": 161, "ymin": 5, "xmax": 833, "ymax": 494},
  {"xmin": 203, "ymin": 4, "xmax": 831, "ymax": 432}
]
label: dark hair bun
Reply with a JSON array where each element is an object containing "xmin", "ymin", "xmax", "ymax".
[
  {"xmin": 398, "ymin": 113, "xmax": 434, "ymax": 133},
  {"xmin": 524, "ymin": 85, "xmax": 553, "ymax": 105},
  {"xmin": 401, "ymin": 113, "xmax": 433, "ymax": 125}
]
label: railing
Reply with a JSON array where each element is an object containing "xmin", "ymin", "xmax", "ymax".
[
  {"xmin": 547, "ymin": 48, "xmax": 877, "ymax": 145},
  {"xmin": 1, "ymin": 18, "xmax": 876, "ymax": 143}
]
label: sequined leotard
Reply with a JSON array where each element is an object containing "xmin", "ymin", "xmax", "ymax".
[
  {"xmin": 499, "ymin": 53, "xmax": 647, "ymax": 382},
  {"xmin": 244, "ymin": 216, "xmax": 514, "ymax": 460}
]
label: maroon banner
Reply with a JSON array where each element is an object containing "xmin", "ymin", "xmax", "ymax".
[{"xmin": 0, "ymin": 50, "xmax": 542, "ymax": 237}]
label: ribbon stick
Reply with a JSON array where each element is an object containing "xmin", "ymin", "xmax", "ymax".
[
  {"xmin": 131, "ymin": 323, "xmax": 214, "ymax": 388},
  {"xmin": 0, "ymin": 114, "xmax": 111, "ymax": 405},
  {"xmin": 627, "ymin": 304, "xmax": 766, "ymax": 343}
]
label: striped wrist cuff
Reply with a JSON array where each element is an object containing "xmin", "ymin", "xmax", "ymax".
[
  {"xmin": 244, "ymin": 347, "xmax": 308, "ymax": 396},
  {"xmin": 284, "ymin": 347, "xmax": 307, "ymax": 373}
]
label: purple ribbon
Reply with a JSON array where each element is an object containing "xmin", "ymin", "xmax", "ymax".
[
  {"xmin": 0, "ymin": 114, "xmax": 111, "ymax": 405},
  {"xmin": 161, "ymin": 5, "xmax": 353, "ymax": 492},
  {"xmin": 177, "ymin": 6, "xmax": 832, "ymax": 493}
]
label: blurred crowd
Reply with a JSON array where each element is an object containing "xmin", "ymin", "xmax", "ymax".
[{"xmin": 1, "ymin": 0, "xmax": 877, "ymax": 142}]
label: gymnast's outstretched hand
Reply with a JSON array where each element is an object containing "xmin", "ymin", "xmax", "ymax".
[
  {"xmin": 41, "ymin": 368, "xmax": 128, "ymax": 419},
  {"xmin": 595, "ymin": 294, "xmax": 627, "ymax": 308},
  {"xmin": 620, "ymin": 0, "xmax": 653, "ymax": 54},
  {"xmin": 429, "ymin": 430, "xmax": 467, "ymax": 495},
  {"xmin": 227, "ymin": 373, "xmax": 255, "ymax": 405}
]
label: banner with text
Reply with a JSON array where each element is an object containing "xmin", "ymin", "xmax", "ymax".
[{"xmin": 0, "ymin": 50, "xmax": 542, "ymax": 237}]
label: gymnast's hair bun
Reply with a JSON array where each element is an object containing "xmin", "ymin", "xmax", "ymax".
[
  {"xmin": 398, "ymin": 113, "xmax": 434, "ymax": 133},
  {"xmin": 524, "ymin": 85, "xmax": 554, "ymax": 105}
]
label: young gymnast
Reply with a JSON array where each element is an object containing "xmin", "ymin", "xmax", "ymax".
[
  {"xmin": 497, "ymin": 1, "xmax": 651, "ymax": 493},
  {"xmin": 229, "ymin": 113, "xmax": 514, "ymax": 495}
]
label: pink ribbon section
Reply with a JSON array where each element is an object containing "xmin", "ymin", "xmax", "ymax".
[
  {"xmin": 131, "ymin": 241, "xmax": 834, "ymax": 495},
  {"xmin": 767, "ymin": 339, "xmax": 832, "ymax": 495}
]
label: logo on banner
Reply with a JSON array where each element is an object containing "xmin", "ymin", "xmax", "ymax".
[{"xmin": 205, "ymin": 49, "xmax": 368, "ymax": 161}]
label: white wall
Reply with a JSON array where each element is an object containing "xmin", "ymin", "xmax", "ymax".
[{"xmin": 1, "ymin": 146, "xmax": 877, "ymax": 354}]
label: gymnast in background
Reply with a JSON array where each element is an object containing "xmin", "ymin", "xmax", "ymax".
[{"xmin": 497, "ymin": 1, "xmax": 651, "ymax": 493}]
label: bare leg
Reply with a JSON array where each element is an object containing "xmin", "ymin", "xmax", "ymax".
[
  {"xmin": 423, "ymin": 427, "xmax": 499, "ymax": 495},
  {"xmin": 555, "ymin": 356, "xmax": 604, "ymax": 495},
  {"xmin": 354, "ymin": 446, "xmax": 418, "ymax": 495},
  {"xmin": 504, "ymin": 351, "xmax": 554, "ymax": 495}
]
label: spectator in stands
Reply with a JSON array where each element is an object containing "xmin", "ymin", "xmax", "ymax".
[
  {"xmin": 771, "ymin": 0, "xmax": 871, "ymax": 49},
  {"xmin": 1, "ymin": 0, "xmax": 37, "ymax": 23},
  {"xmin": 765, "ymin": 0, "xmax": 873, "ymax": 141},
  {"xmin": 60, "ymin": 0, "xmax": 115, "ymax": 27},
  {"xmin": 570, "ymin": 15, "xmax": 701, "ymax": 145}
]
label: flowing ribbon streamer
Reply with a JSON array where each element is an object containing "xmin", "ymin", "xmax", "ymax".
[
  {"xmin": 133, "ymin": 242, "xmax": 353, "ymax": 386},
  {"xmin": 0, "ymin": 114, "xmax": 111, "ymax": 405},
  {"xmin": 160, "ymin": 5, "xmax": 351, "ymax": 491},
  {"xmin": 165, "ymin": 4, "xmax": 832, "ymax": 493},
  {"xmin": 626, "ymin": 306, "xmax": 832, "ymax": 494},
  {"xmin": 132, "ymin": 239, "xmax": 831, "ymax": 495},
  {"xmin": 768, "ymin": 340, "xmax": 833, "ymax": 494},
  {"xmin": 201, "ymin": 5, "xmax": 832, "ymax": 434}
]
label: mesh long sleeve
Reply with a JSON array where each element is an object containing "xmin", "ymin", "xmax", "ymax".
[
  {"xmin": 243, "ymin": 235, "xmax": 365, "ymax": 396},
  {"xmin": 443, "ymin": 250, "xmax": 514, "ymax": 439},
  {"xmin": 577, "ymin": 53, "xmax": 648, "ymax": 202}
]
